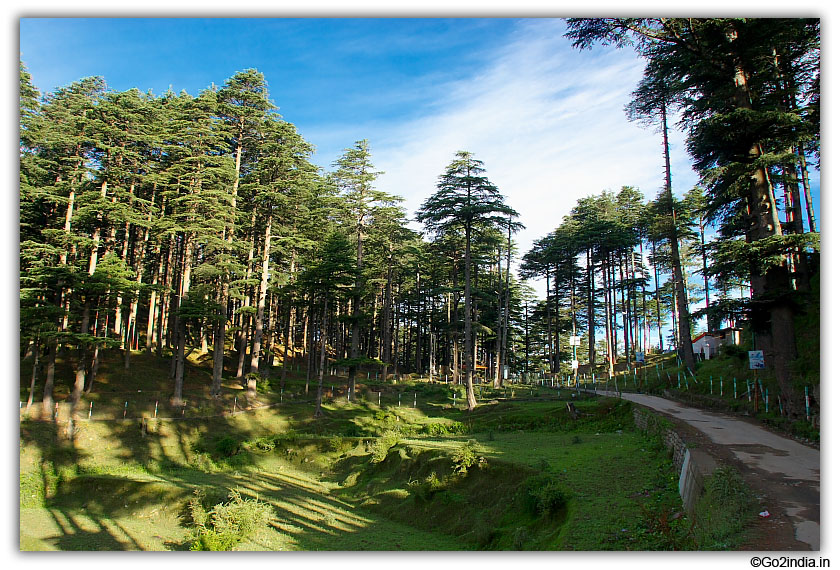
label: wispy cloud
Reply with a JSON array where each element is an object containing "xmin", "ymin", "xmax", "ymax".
[{"xmin": 348, "ymin": 19, "xmax": 695, "ymax": 268}]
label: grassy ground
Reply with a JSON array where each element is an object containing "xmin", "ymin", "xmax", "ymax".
[{"xmin": 20, "ymin": 349, "xmax": 739, "ymax": 551}]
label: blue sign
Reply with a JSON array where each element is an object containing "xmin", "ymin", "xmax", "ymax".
[{"xmin": 748, "ymin": 350, "xmax": 765, "ymax": 370}]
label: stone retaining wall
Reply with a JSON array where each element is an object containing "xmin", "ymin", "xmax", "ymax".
[{"xmin": 633, "ymin": 407, "xmax": 718, "ymax": 514}]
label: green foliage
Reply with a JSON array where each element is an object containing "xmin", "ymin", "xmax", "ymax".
[
  {"xmin": 692, "ymin": 466, "xmax": 756, "ymax": 549},
  {"xmin": 369, "ymin": 430, "xmax": 401, "ymax": 463},
  {"xmin": 451, "ymin": 440, "xmax": 485, "ymax": 475},
  {"xmin": 522, "ymin": 473, "xmax": 568, "ymax": 517},
  {"xmin": 333, "ymin": 356, "xmax": 384, "ymax": 369},
  {"xmin": 246, "ymin": 372, "xmax": 271, "ymax": 394},
  {"xmin": 408, "ymin": 472, "xmax": 447, "ymax": 503},
  {"xmin": 329, "ymin": 436, "xmax": 353, "ymax": 454},
  {"xmin": 422, "ymin": 421, "xmax": 467, "ymax": 437},
  {"xmin": 213, "ymin": 436, "xmax": 241, "ymax": 458},
  {"xmin": 188, "ymin": 489, "xmax": 274, "ymax": 551}
]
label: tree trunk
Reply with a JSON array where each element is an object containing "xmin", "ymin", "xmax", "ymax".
[
  {"xmin": 381, "ymin": 247, "xmax": 394, "ymax": 382},
  {"xmin": 26, "ymin": 339, "xmax": 40, "ymax": 411},
  {"xmin": 602, "ymin": 259, "xmax": 614, "ymax": 378},
  {"xmin": 42, "ymin": 341, "xmax": 56, "ymax": 420},
  {"xmin": 172, "ymin": 234, "xmax": 193, "ymax": 405},
  {"xmin": 797, "ymin": 145, "xmax": 817, "ymax": 233},
  {"xmin": 281, "ymin": 300, "xmax": 293, "ymax": 388},
  {"xmin": 314, "ymin": 296, "xmax": 329, "ymax": 418},
  {"xmin": 463, "ymin": 218, "xmax": 477, "ymax": 410},
  {"xmin": 211, "ymin": 275, "xmax": 227, "ymax": 397},
  {"xmin": 248, "ymin": 215, "xmax": 272, "ymax": 396},
  {"xmin": 661, "ymin": 104, "xmax": 696, "ymax": 373},
  {"xmin": 585, "ymin": 247, "xmax": 596, "ymax": 367}
]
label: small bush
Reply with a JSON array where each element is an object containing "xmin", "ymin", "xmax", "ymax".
[
  {"xmin": 369, "ymin": 430, "xmax": 401, "ymax": 463},
  {"xmin": 422, "ymin": 421, "xmax": 467, "ymax": 436},
  {"xmin": 409, "ymin": 472, "xmax": 446, "ymax": 502},
  {"xmin": 692, "ymin": 466, "xmax": 756, "ymax": 549},
  {"xmin": 214, "ymin": 436, "xmax": 241, "ymax": 457},
  {"xmin": 720, "ymin": 344, "xmax": 747, "ymax": 360},
  {"xmin": 252, "ymin": 436, "xmax": 276, "ymax": 452},
  {"xmin": 512, "ymin": 526, "xmax": 529, "ymax": 550},
  {"xmin": 245, "ymin": 372, "xmax": 271, "ymax": 394},
  {"xmin": 329, "ymin": 436, "xmax": 352, "ymax": 454},
  {"xmin": 452, "ymin": 440, "xmax": 485, "ymax": 475},
  {"xmin": 188, "ymin": 489, "xmax": 274, "ymax": 551},
  {"xmin": 522, "ymin": 474, "xmax": 568, "ymax": 517},
  {"xmin": 343, "ymin": 423, "xmax": 362, "ymax": 437}
]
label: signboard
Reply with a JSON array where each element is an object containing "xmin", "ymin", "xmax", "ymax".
[
  {"xmin": 569, "ymin": 335, "xmax": 581, "ymax": 346},
  {"xmin": 571, "ymin": 359, "xmax": 579, "ymax": 370},
  {"xmin": 748, "ymin": 350, "xmax": 765, "ymax": 370},
  {"xmin": 635, "ymin": 351, "xmax": 645, "ymax": 363}
]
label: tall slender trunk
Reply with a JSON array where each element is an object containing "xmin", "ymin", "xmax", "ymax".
[
  {"xmin": 381, "ymin": 246, "xmax": 394, "ymax": 382},
  {"xmin": 42, "ymin": 341, "xmax": 56, "ymax": 420},
  {"xmin": 314, "ymin": 296, "xmax": 329, "ymax": 418},
  {"xmin": 661, "ymin": 104, "xmax": 695, "ymax": 373},
  {"xmin": 586, "ymin": 247, "xmax": 596, "ymax": 366},
  {"xmin": 26, "ymin": 339, "xmax": 40, "ymax": 411},
  {"xmin": 602, "ymin": 257, "xmax": 614, "ymax": 378},
  {"xmin": 797, "ymin": 145, "xmax": 817, "ymax": 233},
  {"xmin": 493, "ymin": 247, "xmax": 503, "ymax": 387},
  {"xmin": 281, "ymin": 301, "xmax": 293, "ymax": 387},
  {"xmin": 699, "ymin": 214, "xmax": 713, "ymax": 331},
  {"xmin": 236, "ymin": 211, "xmax": 257, "ymax": 382},
  {"xmin": 249, "ymin": 214, "xmax": 272, "ymax": 397},
  {"xmin": 211, "ymin": 278, "xmax": 226, "ymax": 397},
  {"xmin": 172, "ymin": 234, "xmax": 193, "ymax": 405},
  {"xmin": 463, "ymin": 218, "xmax": 477, "ymax": 410},
  {"xmin": 620, "ymin": 253, "xmax": 631, "ymax": 366},
  {"xmin": 499, "ymin": 221, "xmax": 513, "ymax": 387},
  {"xmin": 348, "ymin": 217, "xmax": 364, "ymax": 400}
]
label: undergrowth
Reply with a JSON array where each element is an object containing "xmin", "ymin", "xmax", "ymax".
[
  {"xmin": 692, "ymin": 466, "xmax": 757, "ymax": 549},
  {"xmin": 186, "ymin": 489, "xmax": 274, "ymax": 551}
]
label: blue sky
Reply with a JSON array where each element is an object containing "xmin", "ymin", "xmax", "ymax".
[{"xmin": 18, "ymin": 16, "xmax": 822, "ymax": 303}]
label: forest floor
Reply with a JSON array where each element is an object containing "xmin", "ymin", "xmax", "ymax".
[{"xmin": 19, "ymin": 349, "xmax": 774, "ymax": 551}]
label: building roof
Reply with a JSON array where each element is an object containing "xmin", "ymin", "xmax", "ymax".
[{"xmin": 692, "ymin": 328, "xmax": 743, "ymax": 344}]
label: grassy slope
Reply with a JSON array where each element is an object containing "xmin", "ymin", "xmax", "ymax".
[{"xmin": 20, "ymin": 350, "xmax": 694, "ymax": 551}]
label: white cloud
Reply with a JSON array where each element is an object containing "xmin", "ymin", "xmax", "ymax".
[
  {"xmin": 361, "ymin": 20, "xmax": 696, "ymax": 261},
  {"xmin": 306, "ymin": 19, "xmax": 698, "ymax": 295}
]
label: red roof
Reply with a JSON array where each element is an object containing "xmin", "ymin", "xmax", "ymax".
[{"xmin": 692, "ymin": 332, "xmax": 711, "ymax": 344}]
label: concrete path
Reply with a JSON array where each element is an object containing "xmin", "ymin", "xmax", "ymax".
[{"xmin": 606, "ymin": 391, "xmax": 820, "ymax": 550}]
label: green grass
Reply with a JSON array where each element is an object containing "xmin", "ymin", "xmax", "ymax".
[{"xmin": 19, "ymin": 349, "xmax": 742, "ymax": 551}]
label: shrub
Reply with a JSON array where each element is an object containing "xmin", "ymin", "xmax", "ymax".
[
  {"xmin": 369, "ymin": 430, "xmax": 401, "ymax": 463},
  {"xmin": 252, "ymin": 436, "xmax": 276, "ymax": 452},
  {"xmin": 245, "ymin": 372, "xmax": 271, "ymax": 394},
  {"xmin": 720, "ymin": 344, "xmax": 747, "ymax": 360},
  {"xmin": 452, "ymin": 440, "xmax": 485, "ymax": 475},
  {"xmin": 329, "ymin": 436, "xmax": 352, "ymax": 454},
  {"xmin": 409, "ymin": 472, "xmax": 446, "ymax": 502},
  {"xmin": 188, "ymin": 489, "xmax": 274, "ymax": 551},
  {"xmin": 214, "ymin": 436, "xmax": 241, "ymax": 457},
  {"xmin": 422, "ymin": 421, "xmax": 467, "ymax": 436},
  {"xmin": 522, "ymin": 474, "xmax": 568, "ymax": 517},
  {"xmin": 692, "ymin": 466, "xmax": 756, "ymax": 549},
  {"xmin": 512, "ymin": 526, "xmax": 529, "ymax": 550}
]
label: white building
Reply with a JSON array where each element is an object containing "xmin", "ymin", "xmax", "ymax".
[{"xmin": 692, "ymin": 328, "xmax": 742, "ymax": 360}]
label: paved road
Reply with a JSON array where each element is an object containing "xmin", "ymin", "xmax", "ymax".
[{"xmin": 605, "ymin": 391, "xmax": 820, "ymax": 550}]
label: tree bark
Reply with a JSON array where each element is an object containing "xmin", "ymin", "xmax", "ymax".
[
  {"xmin": 314, "ymin": 296, "xmax": 329, "ymax": 418},
  {"xmin": 661, "ymin": 104, "xmax": 696, "ymax": 373},
  {"xmin": 248, "ymin": 215, "xmax": 272, "ymax": 397}
]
